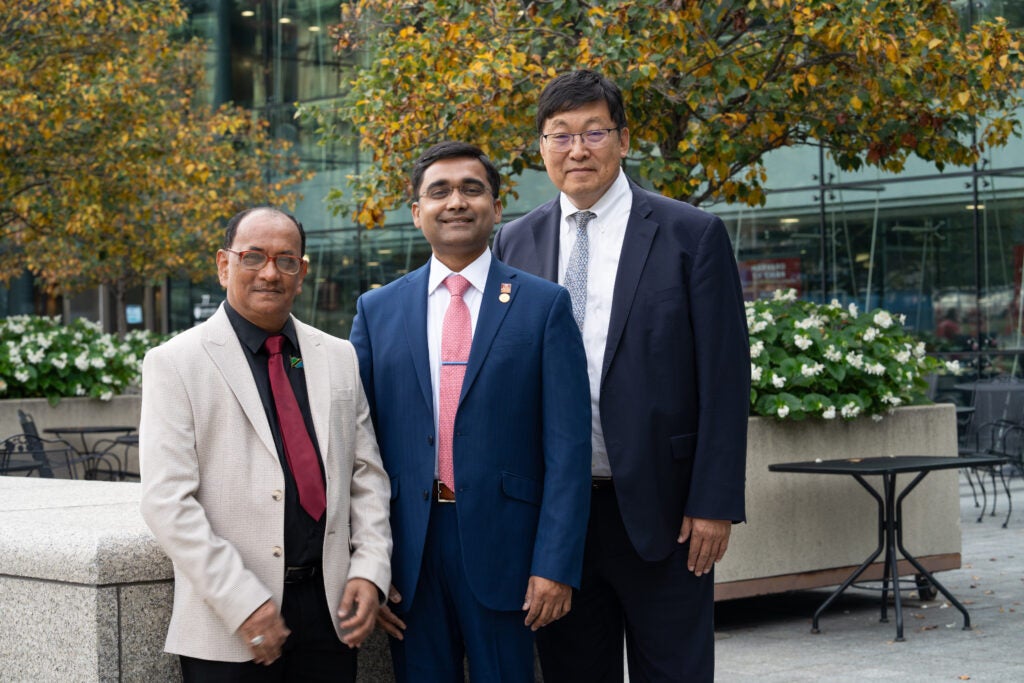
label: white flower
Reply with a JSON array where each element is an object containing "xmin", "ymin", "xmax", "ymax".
[
  {"xmin": 913, "ymin": 342, "xmax": 926, "ymax": 358},
  {"xmin": 801, "ymin": 362, "xmax": 825, "ymax": 377},
  {"xmin": 74, "ymin": 384, "xmax": 86, "ymax": 396},
  {"xmin": 777, "ymin": 405, "xmax": 790, "ymax": 418},
  {"xmin": 51, "ymin": 356, "xmax": 67, "ymax": 370},
  {"xmin": 750, "ymin": 340, "xmax": 764, "ymax": 358},
  {"xmin": 9, "ymin": 351, "xmax": 22, "ymax": 366},
  {"xmin": 945, "ymin": 360, "xmax": 961, "ymax": 374},
  {"xmin": 822, "ymin": 405, "xmax": 837, "ymax": 419},
  {"xmin": 773, "ymin": 289, "xmax": 797, "ymax": 302},
  {"xmin": 14, "ymin": 369, "xmax": 30, "ymax": 383},
  {"xmin": 862, "ymin": 327, "xmax": 878, "ymax": 342},
  {"xmin": 873, "ymin": 311, "xmax": 893, "ymax": 329},
  {"xmin": 26, "ymin": 348, "xmax": 45, "ymax": 364},
  {"xmin": 760, "ymin": 311, "xmax": 775, "ymax": 324},
  {"xmin": 865, "ymin": 362, "xmax": 886, "ymax": 376},
  {"xmin": 846, "ymin": 352, "xmax": 864, "ymax": 369},
  {"xmin": 795, "ymin": 314, "xmax": 823, "ymax": 330},
  {"xmin": 824, "ymin": 345, "xmax": 843, "ymax": 362},
  {"xmin": 90, "ymin": 357, "xmax": 105, "ymax": 369},
  {"xmin": 99, "ymin": 391, "xmax": 113, "ymax": 401},
  {"xmin": 771, "ymin": 373, "xmax": 786, "ymax": 388},
  {"xmin": 899, "ymin": 314, "xmax": 907, "ymax": 324},
  {"xmin": 872, "ymin": 414, "xmax": 884, "ymax": 422},
  {"xmin": 751, "ymin": 364, "xmax": 763, "ymax": 382},
  {"xmin": 794, "ymin": 335, "xmax": 812, "ymax": 350},
  {"xmin": 828, "ymin": 299, "xmax": 842, "ymax": 309},
  {"xmin": 74, "ymin": 352, "xmax": 91, "ymax": 371},
  {"xmin": 841, "ymin": 402, "xmax": 861, "ymax": 418},
  {"xmin": 895, "ymin": 350, "xmax": 911, "ymax": 364},
  {"xmin": 750, "ymin": 320, "xmax": 768, "ymax": 334},
  {"xmin": 848, "ymin": 302, "xmax": 859, "ymax": 317}
]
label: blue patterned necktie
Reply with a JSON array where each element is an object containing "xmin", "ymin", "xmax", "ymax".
[{"xmin": 564, "ymin": 211, "xmax": 595, "ymax": 330}]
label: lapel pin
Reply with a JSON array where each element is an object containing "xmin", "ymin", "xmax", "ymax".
[{"xmin": 499, "ymin": 282, "xmax": 512, "ymax": 303}]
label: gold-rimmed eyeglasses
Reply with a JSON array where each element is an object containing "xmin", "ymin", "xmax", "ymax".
[
  {"xmin": 540, "ymin": 127, "xmax": 621, "ymax": 153},
  {"xmin": 223, "ymin": 249, "xmax": 303, "ymax": 275}
]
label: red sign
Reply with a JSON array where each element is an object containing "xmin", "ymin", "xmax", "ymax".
[{"xmin": 740, "ymin": 257, "xmax": 802, "ymax": 299}]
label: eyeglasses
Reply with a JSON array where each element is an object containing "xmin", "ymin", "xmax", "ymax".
[
  {"xmin": 540, "ymin": 127, "xmax": 621, "ymax": 153},
  {"xmin": 223, "ymin": 249, "xmax": 303, "ymax": 275},
  {"xmin": 419, "ymin": 182, "xmax": 491, "ymax": 202}
]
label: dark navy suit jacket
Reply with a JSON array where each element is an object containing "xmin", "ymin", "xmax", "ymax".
[
  {"xmin": 349, "ymin": 256, "xmax": 592, "ymax": 612},
  {"xmin": 493, "ymin": 180, "xmax": 750, "ymax": 562}
]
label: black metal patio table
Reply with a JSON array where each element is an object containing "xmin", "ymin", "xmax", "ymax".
[
  {"xmin": 42, "ymin": 425, "xmax": 137, "ymax": 479},
  {"xmin": 768, "ymin": 454, "xmax": 1007, "ymax": 641}
]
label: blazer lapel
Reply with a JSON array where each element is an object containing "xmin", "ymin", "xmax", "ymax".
[
  {"xmin": 295, "ymin": 321, "xmax": 331, "ymax": 466},
  {"xmin": 201, "ymin": 306, "xmax": 278, "ymax": 459},
  {"xmin": 602, "ymin": 184, "xmax": 658, "ymax": 384},
  {"xmin": 460, "ymin": 259, "xmax": 517, "ymax": 402},
  {"xmin": 401, "ymin": 265, "xmax": 434, "ymax": 413}
]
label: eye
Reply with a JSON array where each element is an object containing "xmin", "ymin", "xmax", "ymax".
[
  {"xmin": 241, "ymin": 252, "xmax": 267, "ymax": 268},
  {"xmin": 584, "ymin": 130, "xmax": 608, "ymax": 143},
  {"xmin": 461, "ymin": 184, "xmax": 485, "ymax": 197},
  {"xmin": 426, "ymin": 186, "xmax": 452, "ymax": 200}
]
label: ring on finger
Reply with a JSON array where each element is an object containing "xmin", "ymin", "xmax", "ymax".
[{"xmin": 250, "ymin": 634, "xmax": 265, "ymax": 647}]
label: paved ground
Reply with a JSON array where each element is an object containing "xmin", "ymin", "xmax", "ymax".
[{"xmin": 714, "ymin": 469, "xmax": 1024, "ymax": 681}]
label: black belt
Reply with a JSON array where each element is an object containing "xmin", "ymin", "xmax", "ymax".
[
  {"xmin": 434, "ymin": 480, "xmax": 456, "ymax": 503},
  {"xmin": 591, "ymin": 476, "xmax": 614, "ymax": 491},
  {"xmin": 284, "ymin": 565, "xmax": 319, "ymax": 584}
]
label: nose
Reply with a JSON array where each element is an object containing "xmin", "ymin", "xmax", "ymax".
[
  {"xmin": 445, "ymin": 187, "xmax": 470, "ymax": 208},
  {"xmin": 257, "ymin": 257, "xmax": 283, "ymax": 278},
  {"xmin": 567, "ymin": 135, "xmax": 590, "ymax": 158}
]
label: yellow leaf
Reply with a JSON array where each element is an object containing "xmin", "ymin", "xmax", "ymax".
[
  {"xmin": 850, "ymin": 95, "xmax": 863, "ymax": 111},
  {"xmin": 928, "ymin": 38, "xmax": 942, "ymax": 50},
  {"xmin": 957, "ymin": 91, "xmax": 971, "ymax": 106}
]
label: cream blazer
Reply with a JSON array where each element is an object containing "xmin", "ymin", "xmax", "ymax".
[{"xmin": 140, "ymin": 305, "xmax": 391, "ymax": 662}]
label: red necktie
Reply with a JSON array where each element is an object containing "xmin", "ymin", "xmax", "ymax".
[
  {"xmin": 265, "ymin": 334, "xmax": 326, "ymax": 521},
  {"xmin": 438, "ymin": 275, "xmax": 472, "ymax": 491}
]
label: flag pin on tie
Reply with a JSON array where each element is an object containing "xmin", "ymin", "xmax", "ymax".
[{"xmin": 499, "ymin": 282, "xmax": 512, "ymax": 303}]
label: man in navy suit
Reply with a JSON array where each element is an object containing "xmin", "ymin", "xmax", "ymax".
[
  {"xmin": 493, "ymin": 70, "xmax": 750, "ymax": 682},
  {"xmin": 350, "ymin": 141, "xmax": 591, "ymax": 681}
]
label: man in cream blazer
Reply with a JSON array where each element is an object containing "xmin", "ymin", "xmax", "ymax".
[{"xmin": 140, "ymin": 207, "xmax": 392, "ymax": 681}]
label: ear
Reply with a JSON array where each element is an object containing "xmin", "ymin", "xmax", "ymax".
[
  {"xmin": 493, "ymin": 197, "xmax": 503, "ymax": 224},
  {"xmin": 411, "ymin": 202, "xmax": 423, "ymax": 231},
  {"xmin": 216, "ymin": 250, "xmax": 230, "ymax": 288},
  {"xmin": 618, "ymin": 127, "xmax": 630, "ymax": 158},
  {"xmin": 295, "ymin": 258, "xmax": 309, "ymax": 295}
]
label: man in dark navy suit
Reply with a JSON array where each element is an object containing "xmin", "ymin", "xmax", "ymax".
[
  {"xmin": 351, "ymin": 141, "xmax": 591, "ymax": 681},
  {"xmin": 494, "ymin": 70, "xmax": 750, "ymax": 682}
]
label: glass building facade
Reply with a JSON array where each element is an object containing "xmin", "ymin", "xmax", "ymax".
[{"xmin": 6, "ymin": 1, "xmax": 1024, "ymax": 382}]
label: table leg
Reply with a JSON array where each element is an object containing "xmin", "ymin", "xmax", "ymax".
[
  {"xmin": 883, "ymin": 473, "xmax": 905, "ymax": 641},
  {"xmin": 895, "ymin": 471, "xmax": 972, "ymax": 632},
  {"xmin": 810, "ymin": 474, "xmax": 886, "ymax": 634}
]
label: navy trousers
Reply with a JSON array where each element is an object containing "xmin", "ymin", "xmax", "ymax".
[
  {"xmin": 389, "ymin": 502, "xmax": 535, "ymax": 682},
  {"xmin": 537, "ymin": 485, "xmax": 715, "ymax": 683}
]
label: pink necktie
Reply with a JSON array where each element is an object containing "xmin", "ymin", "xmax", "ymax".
[
  {"xmin": 438, "ymin": 275, "xmax": 472, "ymax": 491},
  {"xmin": 265, "ymin": 334, "xmax": 327, "ymax": 521}
]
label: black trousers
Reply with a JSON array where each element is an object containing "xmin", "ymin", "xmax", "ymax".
[
  {"xmin": 180, "ymin": 574, "xmax": 356, "ymax": 683},
  {"xmin": 537, "ymin": 485, "xmax": 715, "ymax": 683}
]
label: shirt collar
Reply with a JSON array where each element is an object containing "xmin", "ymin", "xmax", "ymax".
[
  {"xmin": 558, "ymin": 168, "xmax": 630, "ymax": 225},
  {"xmin": 428, "ymin": 249, "xmax": 492, "ymax": 295},
  {"xmin": 223, "ymin": 300, "xmax": 299, "ymax": 354}
]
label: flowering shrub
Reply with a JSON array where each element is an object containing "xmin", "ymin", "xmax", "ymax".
[
  {"xmin": 0, "ymin": 315, "xmax": 164, "ymax": 405},
  {"xmin": 748, "ymin": 290, "xmax": 957, "ymax": 421}
]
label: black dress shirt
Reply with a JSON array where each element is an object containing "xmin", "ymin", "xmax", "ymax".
[{"xmin": 224, "ymin": 302, "xmax": 325, "ymax": 567}]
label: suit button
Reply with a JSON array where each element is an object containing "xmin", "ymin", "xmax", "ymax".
[
  {"xmin": 271, "ymin": 490, "xmax": 283, "ymax": 501},
  {"xmin": 272, "ymin": 546, "xmax": 282, "ymax": 558},
  {"xmin": 423, "ymin": 490, "xmax": 429, "ymax": 501},
  {"xmin": 427, "ymin": 435, "xmax": 434, "ymax": 445}
]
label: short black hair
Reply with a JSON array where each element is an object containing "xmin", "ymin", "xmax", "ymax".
[
  {"xmin": 536, "ymin": 70, "xmax": 627, "ymax": 134},
  {"xmin": 223, "ymin": 206, "xmax": 306, "ymax": 256},
  {"xmin": 411, "ymin": 141, "xmax": 501, "ymax": 201}
]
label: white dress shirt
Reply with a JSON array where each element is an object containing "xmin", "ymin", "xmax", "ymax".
[
  {"xmin": 427, "ymin": 249, "xmax": 490, "ymax": 476},
  {"xmin": 557, "ymin": 169, "xmax": 632, "ymax": 477}
]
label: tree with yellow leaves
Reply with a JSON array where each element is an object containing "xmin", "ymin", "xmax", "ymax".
[
  {"xmin": 314, "ymin": 0, "xmax": 1022, "ymax": 228},
  {"xmin": 0, "ymin": 0, "xmax": 308, "ymax": 333}
]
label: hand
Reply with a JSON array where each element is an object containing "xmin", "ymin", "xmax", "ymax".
[
  {"xmin": 338, "ymin": 578, "xmax": 381, "ymax": 648},
  {"xmin": 678, "ymin": 516, "xmax": 732, "ymax": 577},
  {"xmin": 239, "ymin": 600, "xmax": 290, "ymax": 665},
  {"xmin": 375, "ymin": 584, "xmax": 408, "ymax": 640},
  {"xmin": 522, "ymin": 576, "xmax": 572, "ymax": 631}
]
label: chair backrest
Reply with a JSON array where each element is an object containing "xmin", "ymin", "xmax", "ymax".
[{"xmin": 18, "ymin": 409, "xmax": 40, "ymax": 439}]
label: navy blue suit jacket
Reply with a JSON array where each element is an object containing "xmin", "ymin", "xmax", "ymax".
[
  {"xmin": 349, "ymin": 256, "xmax": 592, "ymax": 612},
  {"xmin": 493, "ymin": 180, "xmax": 750, "ymax": 562}
]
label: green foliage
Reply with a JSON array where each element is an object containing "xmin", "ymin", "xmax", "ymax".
[
  {"xmin": 311, "ymin": 0, "xmax": 1024, "ymax": 228},
  {"xmin": 0, "ymin": 316, "xmax": 163, "ymax": 405},
  {"xmin": 748, "ymin": 290, "xmax": 955, "ymax": 421}
]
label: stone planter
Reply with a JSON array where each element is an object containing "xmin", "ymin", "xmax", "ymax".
[{"xmin": 716, "ymin": 403, "xmax": 961, "ymax": 600}]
